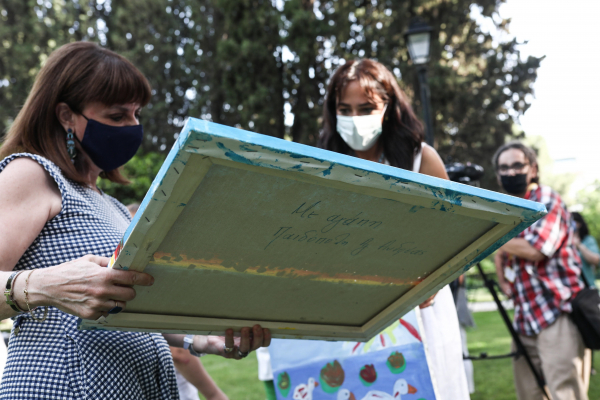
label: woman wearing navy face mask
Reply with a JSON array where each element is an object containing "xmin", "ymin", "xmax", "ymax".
[{"xmin": 0, "ymin": 42, "xmax": 270, "ymax": 399}]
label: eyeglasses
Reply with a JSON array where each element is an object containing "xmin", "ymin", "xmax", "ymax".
[{"xmin": 497, "ymin": 162, "xmax": 529, "ymax": 175}]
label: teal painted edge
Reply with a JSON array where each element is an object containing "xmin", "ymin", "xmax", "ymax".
[
  {"xmin": 120, "ymin": 125, "xmax": 194, "ymax": 245},
  {"xmin": 460, "ymin": 219, "xmax": 534, "ymax": 273},
  {"xmin": 181, "ymin": 118, "xmax": 546, "ymax": 218},
  {"xmin": 82, "ymin": 119, "xmax": 546, "ymax": 331}
]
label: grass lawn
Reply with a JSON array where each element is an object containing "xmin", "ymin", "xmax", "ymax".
[
  {"xmin": 201, "ymin": 311, "xmax": 600, "ymax": 399},
  {"xmin": 200, "ymin": 353, "xmax": 264, "ymax": 400}
]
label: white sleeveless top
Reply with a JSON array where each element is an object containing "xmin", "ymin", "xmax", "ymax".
[
  {"xmin": 409, "ymin": 143, "xmax": 471, "ymax": 400},
  {"xmin": 381, "ymin": 142, "xmax": 424, "ymax": 172},
  {"xmin": 413, "ymin": 142, "xmax": 425, "ymax": 172}
]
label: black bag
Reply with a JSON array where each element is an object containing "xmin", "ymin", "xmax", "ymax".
[{"xmin": 570, "ymin": 275, "xmax": 600, "ymax": 349}]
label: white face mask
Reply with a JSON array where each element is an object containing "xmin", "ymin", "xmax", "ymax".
[{"xmin": 336, "ymin": 105, "xmax": 387, "ymax": 151}]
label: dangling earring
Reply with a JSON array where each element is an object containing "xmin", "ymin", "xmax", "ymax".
[{"xmin": 66, "ymin": 128, "xmax": 77, "ymax": 163}]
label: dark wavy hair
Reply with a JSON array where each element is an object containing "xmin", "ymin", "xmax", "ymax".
[
  {"xmin": 317, "ymin": 59, "xmax": 424, "ymax": 170},
  {"xmin": 572, "ymin": 212, "xmax": 590, "ymax": 240}
]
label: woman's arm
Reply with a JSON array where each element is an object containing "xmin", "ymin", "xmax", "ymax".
[
  {"xmin": 163, "ymin": 325, "xmax": 271, "ymax": 360},
  {"xmin": 500, "ymin": 238, "xmax": 545, "ymax": 262},
  {"xmin": 0, "ymin": 158, "xmax": 62, "ymax": 272},
  {"xmin": 577, "ymin": 240, "xmax": 600, "ymax": 267},
  {"xmin": 0, "ymin": 158, "xmax": 61, "ymax": 319},
  {"xmin": 418, "ymin": 144, "xmax": 450, "ymax": 180},
  {"xmin": 171, "ymin": 347, "xmax": 228, "ymax": 400},
  {"xmin": 0, "ymin": 158, "xmax": 154, "ymax": 320}
]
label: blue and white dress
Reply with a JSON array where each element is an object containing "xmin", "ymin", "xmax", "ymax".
[{"xmin": 0, "ymin": 154, "xmax": 179, "ymax": 399}]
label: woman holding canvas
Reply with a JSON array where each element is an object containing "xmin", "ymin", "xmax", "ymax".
[
  {"xmin": 320, "ymin": 58, "xmax": 469, "ymax": 400},
  {"xmin": 0, "ymin": 42, "xmax": 270, "ymax": 399},
  {"xmin": 259, "ymin": 59, "xmax": 470, "ymax": 400},
  {"xmin": 319, "ymin": 58, "xmax": 469, "ymax": 400}
]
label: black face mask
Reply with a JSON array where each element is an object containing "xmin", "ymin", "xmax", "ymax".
[{"xmin": 500, "ymin": 174, "xmax": 529, "ymax": 195}]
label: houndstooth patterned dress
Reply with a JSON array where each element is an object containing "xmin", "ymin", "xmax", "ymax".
[{"xmin": 0, "ymin": 154, "xmax": 179, "ymax": 399}]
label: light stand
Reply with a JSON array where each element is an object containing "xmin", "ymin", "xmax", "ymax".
[{"xmin": 404, "ymin": 19, "xmax": 435, "ymax": 147}]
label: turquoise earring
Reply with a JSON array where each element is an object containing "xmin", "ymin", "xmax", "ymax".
[{"xmin": 66, "ymin": 128, "xmax": 77, "ymax": 163}]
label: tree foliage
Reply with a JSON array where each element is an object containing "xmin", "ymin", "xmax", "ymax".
[
  {"xmin": 0, "ymin": 0, "xmax": 542, "ymax": 192},
  {"xmin": 97, "ymin": 151, "xmax": 166, "ymax": 205}
]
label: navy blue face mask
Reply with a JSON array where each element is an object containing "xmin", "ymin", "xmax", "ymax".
[{"xmin": 80, "ymin": 115, "xmax": 143, "ymax": 171}]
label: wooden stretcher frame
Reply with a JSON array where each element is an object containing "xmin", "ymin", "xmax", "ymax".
[{"xmin": 79, "ymin": 118, "xmax": 546, "ymax": 341}]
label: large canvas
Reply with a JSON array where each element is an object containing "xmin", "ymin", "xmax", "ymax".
[{"xmin": 79, "ymin": 118, "xmax": 546, "ymax": 340}]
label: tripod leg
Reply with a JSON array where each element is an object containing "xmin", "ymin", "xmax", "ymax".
[{"xmin": 476, "ymin": 263, "xmax": 551, "ymax": 400}]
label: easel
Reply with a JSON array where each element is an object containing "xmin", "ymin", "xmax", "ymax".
[{"xmin": 464, "ymin": 263, "xmax": 551, "ymax": 400}]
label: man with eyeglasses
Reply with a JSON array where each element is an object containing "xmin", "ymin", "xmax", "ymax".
[{"xmin": 492, "ymin": 141, "xmax": 588, "ymax": 400}]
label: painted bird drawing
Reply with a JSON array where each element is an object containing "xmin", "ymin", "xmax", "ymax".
[
  {"xmin": 337, "ymin": 388, "xmax": 357, "ymax": 400},
  {"xmin": 293, "ymin": 377, "xmax": 319, "ymax": 400},
  {"xmin": 360, "ymin": 379, "xmax": 417, "ymax": 400}
]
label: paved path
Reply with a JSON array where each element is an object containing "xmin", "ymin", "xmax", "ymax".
[{"xmin": 468, "ymin": 300, "xmax": 513, "ymax": 312}]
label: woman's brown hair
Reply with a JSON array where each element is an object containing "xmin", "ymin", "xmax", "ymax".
[
  {"xmin": 0, "ymin": 41, "xmax": 151, "ymax": 184},
  {"xmin": 318, "ymin": 59, "xmax": 424, "ymax": 170}
]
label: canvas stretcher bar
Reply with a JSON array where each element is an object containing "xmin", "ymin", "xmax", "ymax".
[{"xmin": 79, "ymin": 118, "xmax": 546, "ymax": 341}]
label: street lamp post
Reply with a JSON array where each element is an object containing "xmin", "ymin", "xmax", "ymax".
[{"xmin": 404, "ymin": 19, "xmax": 434, "ymax": 147}]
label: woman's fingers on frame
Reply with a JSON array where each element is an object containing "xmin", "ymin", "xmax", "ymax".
[
  {"xmin": 238, "ymin": 327, "xmax": 251, "ymax": 354},
  {"xmin": 108, "ymin": 269, "xmax": 155, "ymax": 287},
  {"xmin": 250, "ymin": 325, "xmax": 263, "ymax": 351},
  {"xmin": 104, "ymin": 299, "xmax": 126, "ymax": 314},
  {"xmin": 262, "ymin": 328, "xmax": 272, "ymax": 347},
  {"xmin": 79, "ymin": 307, "xmax": 109, "ymax": 321},
  {"xmin": 91, "ymin": 284, "xmax": 136, "ymax": 303},
  {"xmin": 106, "ymin": 285, "xmax": 137, "ymax": 302},
  {"xmin": 224, "ymin": 329, "xmax": 235, "ymax": 358},
  {"xmin": 81, "ymin": 254, "xmax": 110, "ymax": 267},
  {"xmin": 80, "ymin": 298, "xmax": 126, "ymax": 319}
]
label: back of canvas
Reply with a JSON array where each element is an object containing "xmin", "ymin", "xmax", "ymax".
[{"xmin": 127, "ymin": 158, "xmax": 495, "ymax": 327}]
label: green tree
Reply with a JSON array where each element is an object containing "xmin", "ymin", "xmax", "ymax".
[
  {"xmin": 1, "ymin": 0, "xmax": 542, "ymax": 193},
  {"xmin": 319, "ymin": 0, "xmax": 542, "ymax": 189},
  {"xmin": 0, "ymin": 0, "xmax": 95, "ymax": 129},
  {"xmin": 97, "ymin": 151, "xmax": 166, "ymax": 205}
]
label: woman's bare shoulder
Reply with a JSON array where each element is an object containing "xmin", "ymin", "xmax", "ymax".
[
  {"xmin": 419, "ymin": 144, "xmax": 449, "ymax": 180},
  {"xmin": 0, "ymin": 157, "xmax": 62, "ymax": 219},
  {"xmin": 420, "ymin": 143, "xmax": 438, "ymax": 157},
  {"xmin": 0, "ymin": 157, "xmax": 63, "ymax": 270}
]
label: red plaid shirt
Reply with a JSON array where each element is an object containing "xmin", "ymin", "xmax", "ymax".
[{"xmin": 504, "ymin": 185, "xmax": 583, "ymax": 336}]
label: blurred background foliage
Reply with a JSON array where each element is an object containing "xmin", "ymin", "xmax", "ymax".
[
  {"xmin": 96, "ymin": 150, "xmax": 166, "ymax": 205},
  {"xmin": 576, "ymin": 181, "xmax": 600, "ymax": 242},
  {"xmin": 1, "ymin": 0, "xmax": 542, "ymax": 198}
]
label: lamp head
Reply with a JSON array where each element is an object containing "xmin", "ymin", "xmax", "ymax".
[{"xmin": 404, "ymin": 18, "xmax": 433, "ymax": 65}]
